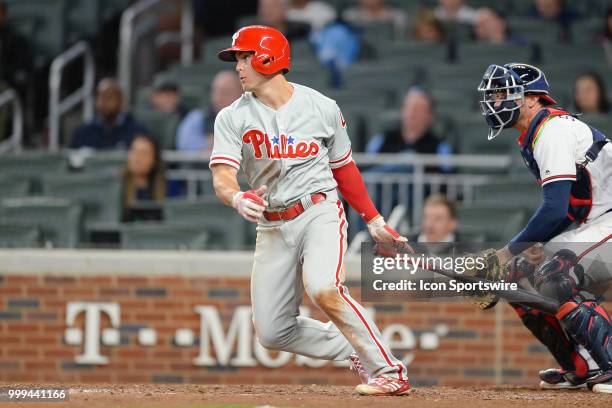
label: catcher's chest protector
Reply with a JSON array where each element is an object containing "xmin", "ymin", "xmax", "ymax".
[{"xmin": 519, "ymin": 108, "xmax": 609, "ymax": 224}]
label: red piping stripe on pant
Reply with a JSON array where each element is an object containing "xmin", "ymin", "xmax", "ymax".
[{"xmin": 333, "ymin": 200, "xmax": 405, "ymax": 380}]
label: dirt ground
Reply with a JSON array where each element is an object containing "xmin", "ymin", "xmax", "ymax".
[{"xmin": 0, "ymin": 383, "xmax": 609, "ymax": 408}]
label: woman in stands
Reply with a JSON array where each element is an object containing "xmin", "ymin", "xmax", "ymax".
[{"xmin": 121, "ymin": 134, "xmax": 166, "ymax": 221}]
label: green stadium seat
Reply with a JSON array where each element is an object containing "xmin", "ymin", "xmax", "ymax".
[
  {"xmin": 457, "ymin": 43, "xmax": 534, "ymax": 65},
  {"xmin": 441, "ymin": 21, "xmax": 473, "ymax": 43},
  {"xmin": 0, "ymin": 221, "xmax": 41, "ymax": 248},
  {"xmin": 133, "ymin": 109, "xmax": 181, "ymax": 150},
  {"xmin": 4, "ymin": 0, "xmax": 67, "ymax": 57},
  {"xmin": 457, "ymin": 207, "xmax": 527, "ymax": 243},
  {"xmin": 507, "ymin": 18, "xmax": 560, "ymax": 44},
  {"xmin": 163, "ymin": 198, "xmax": 249, "ymax": 250},
  {"xmin": 473, "ymin": 179, "xmax": 541, "ymax": 212},
  {"xmin": 81, "ymin": 151, "xmax": 127, "ymax": 174},
  {"xmin": 0, "ymin": 197, "xmax": 82, "ymax": 248},
  {"xmin": 66, "ymin": 0, "xmax": 101, "ymax": 40},
  {"xmin": 41, "ymin": 172, "xmax": 122, "ymax": 227},
  {"xmin": 0, "ymin": 153, "xmax": 68, "ymax": 192},
  {"xmin": 121, "ymin": 222, "xmax": 208, "ymax": 250},
  {"xmin": 201, "ymin": 36, "xmax": 235, "ymax": 66},
  {"xmin": 581, "ymin": 114, "xmax": 612, "ymax": 139},
  {"xmin": 0, "ymin": 175, "xmax": 31, "ymax": 199},
  {"xmin": 356, "ymin": 21, "xmax": 396, "ymax": 42}
]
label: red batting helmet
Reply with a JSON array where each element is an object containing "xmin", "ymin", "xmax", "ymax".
[{"xmin": 218, "ymin": 25, "xmax": 291, "ymax": 75}]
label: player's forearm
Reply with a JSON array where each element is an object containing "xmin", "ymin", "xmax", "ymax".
[
  {"xmin": 211, "ymin": 165, "xmax": 241, "ymax": 207},
  {"xmin": 331, "ymin": 161, "xmax": 379, "ymax": 222},
  {"xmin": 508, "ymin": 180, "xmax": 572, "ymax": 255}
]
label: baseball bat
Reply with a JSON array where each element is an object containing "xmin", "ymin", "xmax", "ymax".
[
  {"xmin": 426, "ymin": 264, "xmax": 560, "ymax": 314},
  {"xmin": 375, "ymin": 244, "xmax": 560, "ymax": 314}
]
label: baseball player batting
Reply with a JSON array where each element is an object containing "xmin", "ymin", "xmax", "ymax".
[
  {"xmin": 209, "ymin": 26, "xmax": 411, "ymax": 396},
  {"xmin": 464, "ymin": 63, "xmax": 612, "ymax": 393}
]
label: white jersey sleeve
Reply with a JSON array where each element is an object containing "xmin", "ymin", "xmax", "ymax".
[
  {"xmin": 533, "ymin": 116, "xmax": 577, "ymax": 186},
  {"xmin": 209, "ymin": 107, "xmax": 242, "ymax": 170},
  {"xmin": 326, "ymin": 103, "xmax": 353, "ymax": 169}
]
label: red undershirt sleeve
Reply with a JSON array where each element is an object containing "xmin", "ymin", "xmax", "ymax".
[{"xmin": 331, "ymin": 161, "xmax": 379, "ymax": 223}]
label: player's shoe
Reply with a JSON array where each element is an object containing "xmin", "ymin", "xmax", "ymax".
[
  {"xmin": 348, "ymin": 353, "xmax": 369, "ymax": 384},
  {"xmin": 355, "ymin": 376, "xmax": 412, "ymax": 396},
  {"xmin": 538, "ymin": 368, "xmax": 600, "ymax": 389},
  {"xmin": 587, "ymin": 370, "xmax": 612, "ymax": 393}
]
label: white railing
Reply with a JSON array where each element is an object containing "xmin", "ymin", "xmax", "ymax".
[
  {"xmin": 48, "ymin": 41, "xmax": 95, "ymax": 151},
  {"xmin": 0, "ymin": 88, "xmax": 24, "ymax": 153},
  {"xmin": 119, "ymin": 0, "xmax": 195, "ymax": 106}
]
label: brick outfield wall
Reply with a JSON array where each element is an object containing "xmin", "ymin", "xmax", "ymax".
[{"xmin": 0, "ymin": 272, "xmax": 582, "ymax": 388}]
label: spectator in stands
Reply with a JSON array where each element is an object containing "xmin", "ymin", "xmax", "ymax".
[
  {"xmin": 149, "ymin": 81, "xmax": 188, "ymax": 119},
  {"xmin": 366, "ymin": 86, "xmax": 452, "ymax": 173},
  {"xmin": 257, "ymin": 0, "xmax": 310, "ymax": 41},
  {"xmin": 287, "ymin": 0, "xmax": 336, "ymax": 31},
  {"xmin": 0, "ymin": 1, "xmax": 33, "ymax": 100},
  {"xmin": 411, "ymin": 9, "xmax": 446, "ymax": 43},
  {"xmin": 474, "ymin": 8, "xmax": 529, "ymax": 45},
  {"xmin": 529, "ymin": 0, "xmax": 579, "ymax": 42},
  {"xmin": 342, "ymin": 0, "xmax": 407, "ymax": 39},
  {"xmin": 71, "ymin": 78, "xmax": 147, "ymax": 150},
  {"xmin": 412, "ymin": 194, "xmax": 459, "ymax": 243},
  {"xmin": 434, "ymin": 0, "xmax": 478, "ymax": 25},
  {"xmin": 177, "ymin": 70, "xmax": 243, "ymax": 153},
  {"xmin": 572, "ymin": 72, "xmax": 610, "ymax": 115},
  {"xmin": 122, "ymin": 134, "xmax": 166, "ymax": 221}
]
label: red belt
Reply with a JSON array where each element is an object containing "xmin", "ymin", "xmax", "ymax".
[{"xmin": 264, "ymin": 193, "xmax": 326, "ymax": 221}]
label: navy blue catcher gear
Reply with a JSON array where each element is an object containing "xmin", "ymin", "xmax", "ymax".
[
  {"xmin": 477, "ymin": 64, "xmax": 525, "ymax": 140},
  {"xmin": 504, "ymin": 63, "xmax": 557, "ymax": 106}
]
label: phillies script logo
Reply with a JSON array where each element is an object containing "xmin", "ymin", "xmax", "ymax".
[{"xmin": 243, "ymin": 129, "xmax": 319, "ymax": 159}]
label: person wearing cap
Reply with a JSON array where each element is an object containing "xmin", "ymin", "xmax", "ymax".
[
  {"xmin": 149, "ymin": 81, "xmax": 188, "ymax": 119},
  {"xmin": 469, "ymin": 63, "xmax": 612, "ymax": 392}
]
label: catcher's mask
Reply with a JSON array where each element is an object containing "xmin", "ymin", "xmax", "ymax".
[{"xmin": 477, "ymin": 64, "xmax": 524, "ymax": 140}]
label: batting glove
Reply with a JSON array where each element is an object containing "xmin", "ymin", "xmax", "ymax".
[
  {"xmin": 232, "ymin": 185, "xmax": 268, "ymax": 223},
  {"xmin": 367, "ymin": 215, "xmax": 408, "ymax": 243}
]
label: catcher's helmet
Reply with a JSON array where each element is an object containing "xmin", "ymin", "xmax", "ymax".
[
  {"xmin": 478, "ymin": 64, "xmax": 525, "ymax": 140},
  {"xmin": 504, "ymin": 63, "xmax": 557, "ymax": 106},
  {"xmin": 218, "ymin": 25, "xmax": 290, "ymax": 75}
]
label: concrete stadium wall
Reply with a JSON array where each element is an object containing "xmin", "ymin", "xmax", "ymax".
[{"xmin": 0, "ymin": 249, "xmax": 565, "ymax": 386}]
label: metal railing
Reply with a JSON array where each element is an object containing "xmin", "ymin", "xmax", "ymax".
[
  {"xmin": 48, "ymin": 41, "xmax": 95, "ymax": 151},
  {"xmin": 0, "ymin": 88, "xmax": 24, "ymax": 153},
  {"xmin": 119, "ymin": 0, "xmax": 195, "ymax": 106},
  {"xmin": 158, "ymin": 152, "xmax": 514, "ymax": 231}
]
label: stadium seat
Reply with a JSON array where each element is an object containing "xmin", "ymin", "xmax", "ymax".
[
  {"xmin": 355, "ymin": 21, "xmax": 396, "ymax": 42},
  {"xmin": 0, "ymin": 153, "xmax": 68, "ymax": 192},
  {"xmin": 457, "ymin": 207, "xmax": 527, "ymax": 243},
  {"xmin": 4, "ymin": 0, "xmax": 67, "ymax": 58},
  {"xmin": 41, "ymin": 172, "xmax": 122, "ymax": 227},
  {"xmin": 457, "ymin": 43, "xmax": 534, "ymax": 66},
  {"xmin": 472, "ymin": 179, "xmax": 541, "ymax": 212},
  {"xmin": 66, "ymin": 0, "xmax": 101, "ymax": 41},
  {"xmin": 163, "ymin": 198, "xmax": 249, "ymax": 250},
  {"xmin": 0, "ymin": 197, "xmax": 82, "ymax": 248},
  {"xmin": 0, "ymin": 175, "xmax": 31, "ymax": 199},
  {"xmin": 201, "ymin": 36, "xmax": 235, "ymax": 66},
  {"xmin": 507, "ymin": 18, "xmax": 560, "ymax": 44},
  {"xmin": 581, "ymin": 114, "xmax": 612, "ymax": 140},
  {"xmin": 120, "ymin": 222, "xmax": 208, "ymax": 250},
  {"xmin": 0, "ymin": 221, "xmax": 41, "ymax": 248},
  {"xmin": 133, "ymin": 109, "xmax": 181, "ymax": 150},
  {"xmin": 80, "ymin": 151, "xmax": 127, "ymax": 174}
]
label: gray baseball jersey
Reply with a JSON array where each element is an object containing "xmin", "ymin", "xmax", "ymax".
[
  {"xmin": 209, "ymin": 82, "xmax": 408, "ymax": 381},
  {"xmin": 209, "ymin": 82, "xmax": 353, "ymax": 208}
]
